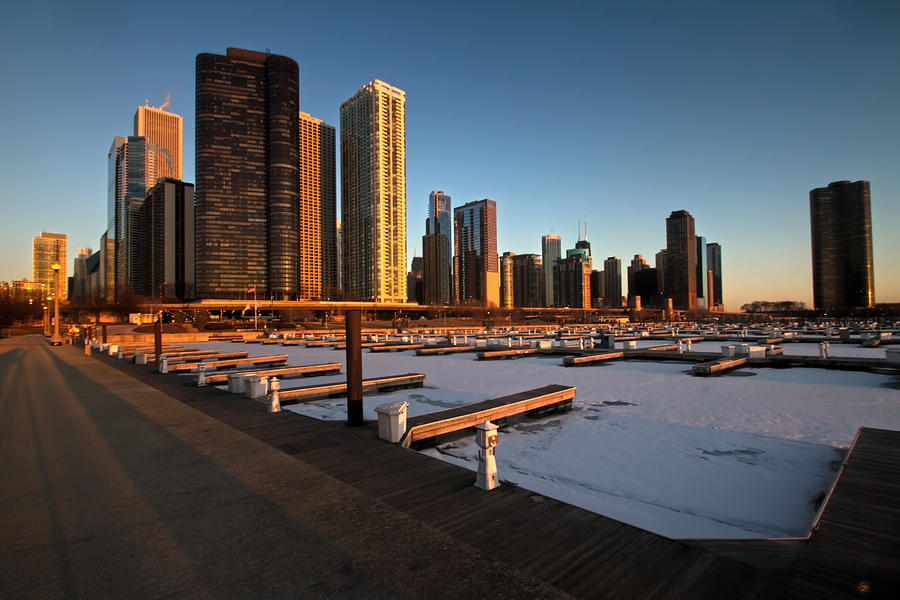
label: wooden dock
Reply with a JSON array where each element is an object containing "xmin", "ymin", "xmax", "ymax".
[
  {"xmin": 199, "ymin": 362, "xmax": 342, "ymax": 385},
  {"xmin": 96, "ymin": 354, "xmax": 900, "ymax": 599},
  {"xmin": 401, "ymin": 384, "xmax": 576, "ymax": 447},
  {"xmin": 477, "ymin": 348, "xmax": 539, "ymax": 360},
  {"xmin": 167, "ymin": 351, "xmax": 250, "ymax": 363},
  {"xmin": 369, "ymin": 343, "xmax": 426, "ymax": 353},
  {"xmin": 692, "ymin": 357, "xmax": 749, "ymax": 376},
  {"xmin": 415, "ymin": 345, "xmax": 478, "ymax": 356},
  {"xmin": 782, "ymin": 427, "xmax": 900, "ymax": 598},
  {"xmin": 167, "ymin": 354, "xmax": 288, "ymax": 373},
  {"xmin": 274, "ymin": 373, "xmax": 425, "ymax": 404},
  {"xmin": 562, "ymin": 351, "xmax": 625, "ymax": 366}
]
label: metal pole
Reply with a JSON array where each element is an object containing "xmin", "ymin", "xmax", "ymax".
[
  {"xmin": 345, "ymin": 309, "xmax": 364, "ymax": 426},
  {"xmin": 50, "ymin": 265, "xmax": 62, "ymax": 345},
  {"xmin": 254, "ymin": 288, "xmax": 258, "ymax": 332}
]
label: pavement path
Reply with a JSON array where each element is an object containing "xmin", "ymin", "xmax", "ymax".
[{"xmin": 0, "ymin": 336, "xmax": 566, "ymax": 599}]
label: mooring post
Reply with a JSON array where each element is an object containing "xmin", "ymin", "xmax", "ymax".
[
  {"xmin": 154, "ymin": 317, "xmax": 163, "ymax": 365},
  {"xmin": 102, "ymin": 324, "xmax": 108, "ymax": 344},
  {"xmin": 346, "ymin": 309, "xmax": 364, "ymax": 426}
]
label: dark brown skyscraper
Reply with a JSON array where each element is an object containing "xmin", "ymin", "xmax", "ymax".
[
  {"xmin": 195, "ymin": 48, "xmax": 299, "ymax": 299},
  {"xmin": 810, "ymin": 180, "xmax": 874, "ymax": 309},
  {"xmin": 665, "ymin": 210, "xmax": 697, "ymax": 311}
]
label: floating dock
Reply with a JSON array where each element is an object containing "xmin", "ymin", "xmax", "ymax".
[
  {"xmin": 273, "ymin": 373, "xmax": 426, "ymax": 404},
  {"xmin": 401, "ymin": 384, "xmax": 576, "ymax": 447}
]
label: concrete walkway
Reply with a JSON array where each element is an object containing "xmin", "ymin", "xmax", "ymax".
[{"xmin": 0, "ymin": 336, "xmax": 565, "ymax": 599}]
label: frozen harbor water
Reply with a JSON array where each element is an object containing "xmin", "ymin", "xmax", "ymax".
[{"xmin": 189, "ymin": 340, "xmax": 900, "ymax": 539}]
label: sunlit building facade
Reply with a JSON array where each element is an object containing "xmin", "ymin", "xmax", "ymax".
[
  {"xmin": 32, "ymin": 232, "xmax": 67, "ymax": 300},
  {"xmin": 134, "ymin": 104, "xmax": 183, "ymax": 181},
  {"xmin": 454, "ymin": 199, "xmax": 499, "ymax": 307},
  {"xmin": 424, "ymin": 190, "xmax": 452, "ymax": 304},
  {"xmin": 706, "ymin": 242, "xmax": 723, "ymax": 310},
  {"xmin": 297, "ymin": 111, "xmax": 336, "ymax": 300},
  {"xmin": 500, "ymin": 251, "xmax": 515, "ymax": 308},
  {"xmin": 541, "ymin": 234, "xmax": 561, "ymax": 307},
  {"xmin": 340, "ymin": 80, "xmax": 407, "ymax": 302}
]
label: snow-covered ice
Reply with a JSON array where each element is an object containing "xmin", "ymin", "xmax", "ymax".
[{"xmin": 186, "ymin": 340, "xmax": 900, "ymax": 539}]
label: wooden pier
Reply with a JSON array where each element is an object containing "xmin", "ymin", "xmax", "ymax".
[
  {"xmin": 369, "ymin": 343, "xmax": 426, "ymax": 353},
  {"xmin": 94, "ymin": 352, "xmax": 900, "ymax": 599},
  {"xmin": 401, "ymin": 384, "xmax": 576, "ymax": 447},
  {"xmin": 273, "ymin": 373, "xmax": 425, "ymax": 404},
  {"xmin": 477, "ymin": 348, "xmax": 539, "ymax": 360},
  {"xmin": 167, "ymin": 354, "xmax": 288, "ymax": 373},
  {"xmin": 692, "ymin": 357, "xmax": 749, "ymax": 376},
  {"xmin": 562, "ymin": 351, "xmax": 625, "ymax": 366},
  {"xmin": 415, "ymin": 345, "xmax": 478, "ymax": 356},
  {"xmin": 198, "ymin": 362, "xmax": 342, "ymax": 385}
]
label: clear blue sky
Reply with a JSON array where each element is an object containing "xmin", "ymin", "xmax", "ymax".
[{"xmin": 1, "ymin": 0, "xmax": 898, "ymax": 310}]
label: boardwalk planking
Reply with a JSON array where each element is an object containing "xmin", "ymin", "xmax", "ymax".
[
  {"xmin": 198, "ymin": 362, "xmax": 342, "ymax": 385},
  {"xmin": 93, "ymin": 352, "xmax": 899, "ymax": 599}
]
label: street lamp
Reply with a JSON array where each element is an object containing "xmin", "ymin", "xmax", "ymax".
[
  {"xmin": 42, "ymin": 304, "xmax": 49, "ymax": 336},
  {"xmin": 50, "ymin": 263, "xmax": 62, "ymax": 345}
]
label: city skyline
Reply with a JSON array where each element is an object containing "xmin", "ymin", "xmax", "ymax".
[{"xmin": 2, "ymin": 1, "xmax": 899, "ymax": 310}]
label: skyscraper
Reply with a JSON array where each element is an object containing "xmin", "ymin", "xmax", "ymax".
[
  {"xmin": 341, "ymin": 79, "xmax": 407, "ymax": 303},
  {"xmin": 500, "ymin": 251, "xmax": 515, "ymax": 308},
  {"xmin": 33, "ymin": 232, "xmax": 67, "ymax": 300},
  {"xmin": 603, "ymin": 256, "xmax": 622, "ymax": 308},
  {"xmin": 454, "ymin": 199, "xmax": 499, "ymax": 306},
  {"xmin": 627, "ymin": 254, "xmax": 649, "ymax": 306},
  {"xmin": 513, "ymin": 254, "xmax": 543, "ymax": 308},
  {"xmin": 424, "ymin": 190, "xmax": 452, "ymax": 304},
  {"xmin": 557, "ymin": 253, "xmax": 591, "ymax": 309},
  {"xmin": 706, "ymin": 242, "xmax": 723, "ymax": 309},
  {"xmin": 695, "ymin": 235, "xmax": 707, "ymax": 310},
  {"xmin": 297, "ymin": 110, "xmax": 337, "ymax": 300},
  {"xmin": 423, "ymin": 232, "xmax": 451, "ymax": 304},
  {"xmin": 132, "ymin": 179, "xmax": 195, "ymax": 300},
  {"xmin": 810, "ymin": 180, "xmax": 875, "ymax": 309},
  {"xmin": 665, "ymin": 210, "xmax": 697, "ymax": 310},
  {"xmin": 72, "ymin": 247, "xmax": 92, "ymax": 303},
  {"xmin": 195, "ymin": 47, "xmax": 300, "ymax": 299},
  {"xmin": 109, "ymin": 135, "xmax": 157, "ymax": 295},
  {"xmin": 541, "ymin": 234, "xmax": 561, "ymax": 307},
  {"xmin": 134, "ymin": 103, "xmax": 183, "ymax": 181}
]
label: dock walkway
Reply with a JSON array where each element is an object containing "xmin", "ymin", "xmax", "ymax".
[{"xmin": 401, "ymin": 384, "xmax": 576, "ymax": 447}]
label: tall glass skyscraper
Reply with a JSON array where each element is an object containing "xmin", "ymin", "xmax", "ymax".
[
  {"xmin": 695, "ymin": 235, "xmax": 707, "ymax": 310},
  {"xmin": 195, "ymin": 47, "xmax": 300, "ymax": 299},
  {"xmin": 423, "ymin": 190, "xmax": 451, "ymax": 304},
  {"xmin": 32, "ymin": 232, "xmax": 67, "ymax": 300},
  {"xmin": 706, "ymin": 242, "xmax": 723, "ymax": 309},
  {"xmin": 340, "ymin": 80, "xmax": 407, "ymax": 302},
  {"xmin": 665, "ymin": 210, "xmax": 697, "ymax": 311},
  {"xmin": 541, "ymin": 234, "xmax": 561, "ymax": 307},
  {"xmin": 810, "ymin": 180, "xmax": 874, "ymax": 309},
  {"xmin": 454, "ymin": 199, "xmax": 499, "ymax": 307}
]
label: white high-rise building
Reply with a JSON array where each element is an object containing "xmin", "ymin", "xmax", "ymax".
[{"xmin": 340, "ymin": 80, "xmax": 406, "ymax": 302}]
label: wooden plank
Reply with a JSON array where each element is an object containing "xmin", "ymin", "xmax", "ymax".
[
  {"xmin": 415, "ymin": 345, "xmax": 478, "ymax": 356},
  {"xmin": 562, "ymin": 351, "xmax": 624, "ymax": 366},
  {"xmin": 167, "ymin": 354, "xmax": 288, "ymax": 372},
  {"xmin": 403, "ymin": 384, "xmax": 576, "ymax": 446},
  {"xmin": 274, "ymin": 373, "xmax": 425, "ymax": 404},
  {"xmin": 369, "ymin": 343, "xmax": 425, "ymax": 353},
  {"xmin": 477, "ymin": 348, "xmax": 539, "ymax": 360},
  {"xmin": 168, "ymin": 351, "xmax": 250, "ymax": 363},
  {"xmin": 692, "ymin": 357, "xmax": 749, "ymax": 376},
  {"xmin": 200, "ymin": 362, "xmax": 342, "ymax": 385}
]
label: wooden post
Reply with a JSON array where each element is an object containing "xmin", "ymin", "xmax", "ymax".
[
  {"xmin": 345, "ymin": 309, "xmax": 364, "ymax": 426},
  {"xmin": 102, "ymin": 324, "xmax": 108, "ymax": 344},
  {"xmin": 154, "ymin": 317, "xmax": 163, "ymax": 364}
]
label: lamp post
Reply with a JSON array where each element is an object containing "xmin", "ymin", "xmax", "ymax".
[
  {"xmin": 42, "ymin": 304, "xmax": 49, "ymax": 336},
  {"xmin": 50, "ymin": 263, "xmax": 62, "ymax": 345}
]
